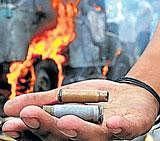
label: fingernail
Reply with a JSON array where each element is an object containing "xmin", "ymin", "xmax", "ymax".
[
  {"xmin": 4, "ymin": 131, "xmax": 20, "ymax": 139},
  {"xmin": 22, "ymin": 117, "xmax": 40, "ymax": 129},
  {"xmin": 111, "ymin": 128, "xmax": 122, "ymax": 134},
  {"xmin": 59, "ymin": 129, "xmax": 77, "ymax": 138}
]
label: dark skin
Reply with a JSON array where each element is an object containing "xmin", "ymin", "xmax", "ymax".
[{"xmin": 2, "ymin": 24, "xmax": 160, "ymax": 141}]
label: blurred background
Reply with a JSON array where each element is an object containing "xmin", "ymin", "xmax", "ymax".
[{"xmin": 0, "ymin": 0, "xmax": 160, "ymax": 140}]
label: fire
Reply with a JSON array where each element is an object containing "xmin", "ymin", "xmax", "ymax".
[
  {"xmin": 7, "ymin": 0, "xmax": 80, "ymax": 99},
  {"xmin": 102, "ymin": 65, "xmax": 109, "ymax": 76},
  {"xmin": 93, "ymin": 4, "xmax": 102, "ymax": 12},
  {"xmin": 102, "ymin": 60, "xmax": 111, "ymax": 77}
]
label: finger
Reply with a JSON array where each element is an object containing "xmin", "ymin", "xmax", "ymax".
[
  {"xmin": 4, "ymin": 80, "xmax": 117, "ymax": 116},
  {"xmin": 4, "ymin": 90, "xmax": 58, "ymax": 116},
  {"xmin": 19, "ymin": 105, "xmax": 66, "ymax": 140},
  {"xmin": 20, "ymin": 105, "xmax": 110, "ymax": 141},
  {"xmin": 2, "ymin": 118, "xmax": 27, "ymax": 139},
  {"xmin": 57, "ymin": 115, "xmax": 109, "ymax": 141}
]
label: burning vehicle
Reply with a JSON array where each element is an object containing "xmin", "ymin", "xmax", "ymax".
[
  {"xmin": 0, "ymin": 0, "xmax": 77, "ymax": 100},
  {"xmin": 0, "ymin": 0, "xmax": 133, "ymax": 101}
]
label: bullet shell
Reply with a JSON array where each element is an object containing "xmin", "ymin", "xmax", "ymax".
[
  {"xmin": 43, "ymin": 104, "xmax": 103, "ymax": 124},
  {"xmin": 57, "ymin": 89, "xmax": 109, "ymax": 103}
]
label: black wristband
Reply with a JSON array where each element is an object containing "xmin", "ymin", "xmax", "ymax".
[{"xmin": 116, "ymin": 77, "xmax": 160, "ymax": 125}]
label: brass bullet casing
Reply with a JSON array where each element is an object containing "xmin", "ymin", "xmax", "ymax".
[
  {"xmin": 43, "ymin": 104, "xmax": 104, "ymax": 124},
  {"xmin": 57, "ymin": 89, "xmax": 109, "ymax": 103}
]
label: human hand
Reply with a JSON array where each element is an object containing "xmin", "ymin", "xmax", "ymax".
[{"xmin": 2, "ymin": 80, "xmax": 159, "ymax": 141}]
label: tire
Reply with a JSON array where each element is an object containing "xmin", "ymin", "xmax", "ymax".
[{"xmin": 34, "ymin": 59, "xmax": 59, "ymax": 92}]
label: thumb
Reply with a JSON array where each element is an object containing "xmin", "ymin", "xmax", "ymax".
[{"xmin": 106, "ymin": 116, "xmax": 137, "ymax": 140}]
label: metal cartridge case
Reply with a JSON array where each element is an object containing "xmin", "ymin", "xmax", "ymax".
[
  {"xmin": 57, "ymin": 89, "xmax": 109, "ymax": 103},
  {"xmin": 43, "ymin": 104, "xmax": 103, "ymax": 123}
]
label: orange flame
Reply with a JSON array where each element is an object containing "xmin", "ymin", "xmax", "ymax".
[
  {"xmin": 102, "ymin": 60, "xmax": 111, "ymax": 77},
  {"xmin": 93, "ymin": 4, "xmax": 102, "ymax": 12},
  {"xmin": 7, "ymin": 0, "xmax": 80, "ymax": 99},
  {"xmin": 102, "ymin": 65, "xmax": 109, "ymax": 76}
]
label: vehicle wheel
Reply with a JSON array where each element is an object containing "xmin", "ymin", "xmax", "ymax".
[{"xmin": 34, "ymin": 59, "xmax": 59, "ymax": 92}]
